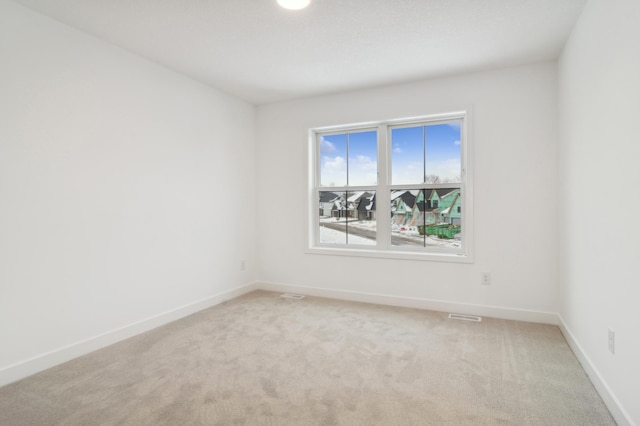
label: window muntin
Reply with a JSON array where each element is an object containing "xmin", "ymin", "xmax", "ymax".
[{"xmin": 311, "ymin": 112, "xmax": 469, "ymax": 261}]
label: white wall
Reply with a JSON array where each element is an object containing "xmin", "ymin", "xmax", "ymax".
[
  {"xmin": 558, "ymin": 0, "xmax": 640, "ymax": 424},
  {"xmin": 257, "ymin": 62, "xmax": 559, "ymax": 320},
  {"xmin": 7, "ymin": 2, "xmax": 636, "ymax": 422},
  {"xmin": 0, "ymin": 0, "xmax": 256, "ymax": 384}
]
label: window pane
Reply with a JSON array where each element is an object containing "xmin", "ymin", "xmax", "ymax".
[
  {"xmin": 319, "ymin": 134, "xmax": 347, "ymax": 187},
  {"xmin": 319, "ymin": 191, "xmax": 376, "ymax": 246},
  {"xmin": 391, "ymin": 126, "xmax": 424, "ymax": 184},
  {"xmin": 319, "ymin": 191, "xmax": 346, "ymax": 244},
  {"xmin": 391, "ymin": 188, "xmax": 462, "ymax": 248},
  {"xmin": 348, "ymin": 130, "xmax": 377, "ymax": 186},
  {"xmin": 425, "ymin": 122, "xmax": 461, "ymax": 183},
  {"xmin": 319, "ymin": 131, "xmax": 377, "ymax": 187},
  {"xmin": 349, "ymin": 191, "xmax": 376, "ymax": 245}
]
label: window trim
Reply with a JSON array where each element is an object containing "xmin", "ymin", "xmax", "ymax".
[{"xmin": 306, "ymin": 110, "xmax": 474, "ymax": 263}]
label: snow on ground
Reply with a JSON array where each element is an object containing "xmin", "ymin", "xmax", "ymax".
[
  {"xmin": 319, "ymin": 225, "xmax": 374, "ymax": 245},
  {"xmin": 318, "ymin": 217, "xmax": 460, "ymax": 248}
]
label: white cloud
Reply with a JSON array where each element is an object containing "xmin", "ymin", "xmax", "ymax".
[
  {"xmin": 320, "ymin": 138, "xmax": 337, "ymax": 154},
  {"xmin": 349, "ymin": 155, "xmax": 377, "ymax": 185},
  {"xmin": 426, "ymin": 158, "xmax": 461, "ymax": 182},
  {"xmin": 454, "ymin": 140, "xmax": 460, "ymax": 146},
  {"xmin": 351, "ymin": 155, "xmax": 376, "ymax": 170},
  {"xmin": 393, "ymin": 145, "xmax": 403, "ymax": 153},
  {"xmin": 320, "ymin": 156, "xmax": 347, "ymax": 186},
  {"xmin": 446, "ymin": 122, "xmax": 461, "ymax": 131},
  {"xmin": 392, "ymin": 159, "xmax": 460, "ymax": 184},
  {"xmin": 323, "ymin": 155, "xmax": 345, "ymax": 169}
]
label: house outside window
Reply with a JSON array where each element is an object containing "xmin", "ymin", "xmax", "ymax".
[{"xmin": 308, "ymin": 111, "xmax": 472, "ymax": 262}]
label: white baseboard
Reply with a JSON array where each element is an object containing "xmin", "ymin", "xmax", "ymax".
[
  {"xmin": 0, "ymin": 282, "xmax": 257, "ymax": 387},
  {"xmin": 256, "ymin": 281, "xmax": 559, "ymax": 325},
  {"xmin": 558, "ymin": 316, "xmax": 634, "ymax": 426}
]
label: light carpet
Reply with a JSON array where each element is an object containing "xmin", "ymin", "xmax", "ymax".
[{"xmin": 0, "ymin": 290, "xmax": 615, "ymax": 425}]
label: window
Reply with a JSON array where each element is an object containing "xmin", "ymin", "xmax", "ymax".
[{"xmin": 308, "ymin": 111, "xmax": 472, "ymax": 262}]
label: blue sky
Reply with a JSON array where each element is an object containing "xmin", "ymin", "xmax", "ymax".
[{"xmin": 319, "ymin": 122, "xmax": 460, "ymax": 186}]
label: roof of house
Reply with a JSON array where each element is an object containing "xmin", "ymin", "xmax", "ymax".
[
  {"xmin": 347, "ymin": 191, "xmax": 374, "ymax": 203},
  {"xmin": 424, "ymin": 188, "xmax": 459, "ymax": 200},
  {"xmin": 358, "ymin": 194, "xmax": 376, "ymax": 212},
  {"xmin": 391, "ymin": 190, "xmax": 417, "ymax": 208},
  {"xmin": 399, "ymin": 191, "xmax": 416, "ymax": 207},
  {"xmin": 319, "ymin": 192, "xmax": 340, "ymax": 203},
  {"xmin": 438, "ymin": 188, "xmax": 459, "ymax": 199}
]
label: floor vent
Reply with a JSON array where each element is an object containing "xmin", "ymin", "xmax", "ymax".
[
  {"xmin": 280, "ymin": 293, "xmax": 305, "ymax": 300},
  {"xmin": 448, "ymin": 313, "xmax": 482, "ymax": 322}
]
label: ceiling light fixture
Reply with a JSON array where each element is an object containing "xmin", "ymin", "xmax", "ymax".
[{"xmin": 277, "ymin": 0, "xmax": 310, "ymax": 10}]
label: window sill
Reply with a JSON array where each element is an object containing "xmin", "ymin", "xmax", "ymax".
[{"xmin": 306, "ymin": 246, "xmax": 473, "ymax": 264}]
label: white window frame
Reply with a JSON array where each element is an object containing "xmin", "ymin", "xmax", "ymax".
[{"xmin": 306, "ymin": 111, "xmax": 473, "ymax": 263}]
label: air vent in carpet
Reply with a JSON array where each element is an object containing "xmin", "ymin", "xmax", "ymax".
[
  {"xmin": 280, "ymin": 293, "xmax": 305, "ymax": 300},
  {"xmin": 448, "ymin": 313, "xmax": 482, "ymax": 322}
]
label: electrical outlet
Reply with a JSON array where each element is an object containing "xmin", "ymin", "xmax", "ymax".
[
  {"xmin": 240, "ymin": 260, "xmax": 246, "ymax": 271},
  {"xmin": 608, "ymin": 329, "xmax": 615, "ymax": 354},
  {"xmin": 481, "ymin": 272, "xmax": 491, "ymax": 285}
]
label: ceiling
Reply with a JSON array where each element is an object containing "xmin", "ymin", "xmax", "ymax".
[{"xmin": 13, "ymin": 0, "xmax": 586, "ymax": 105}]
